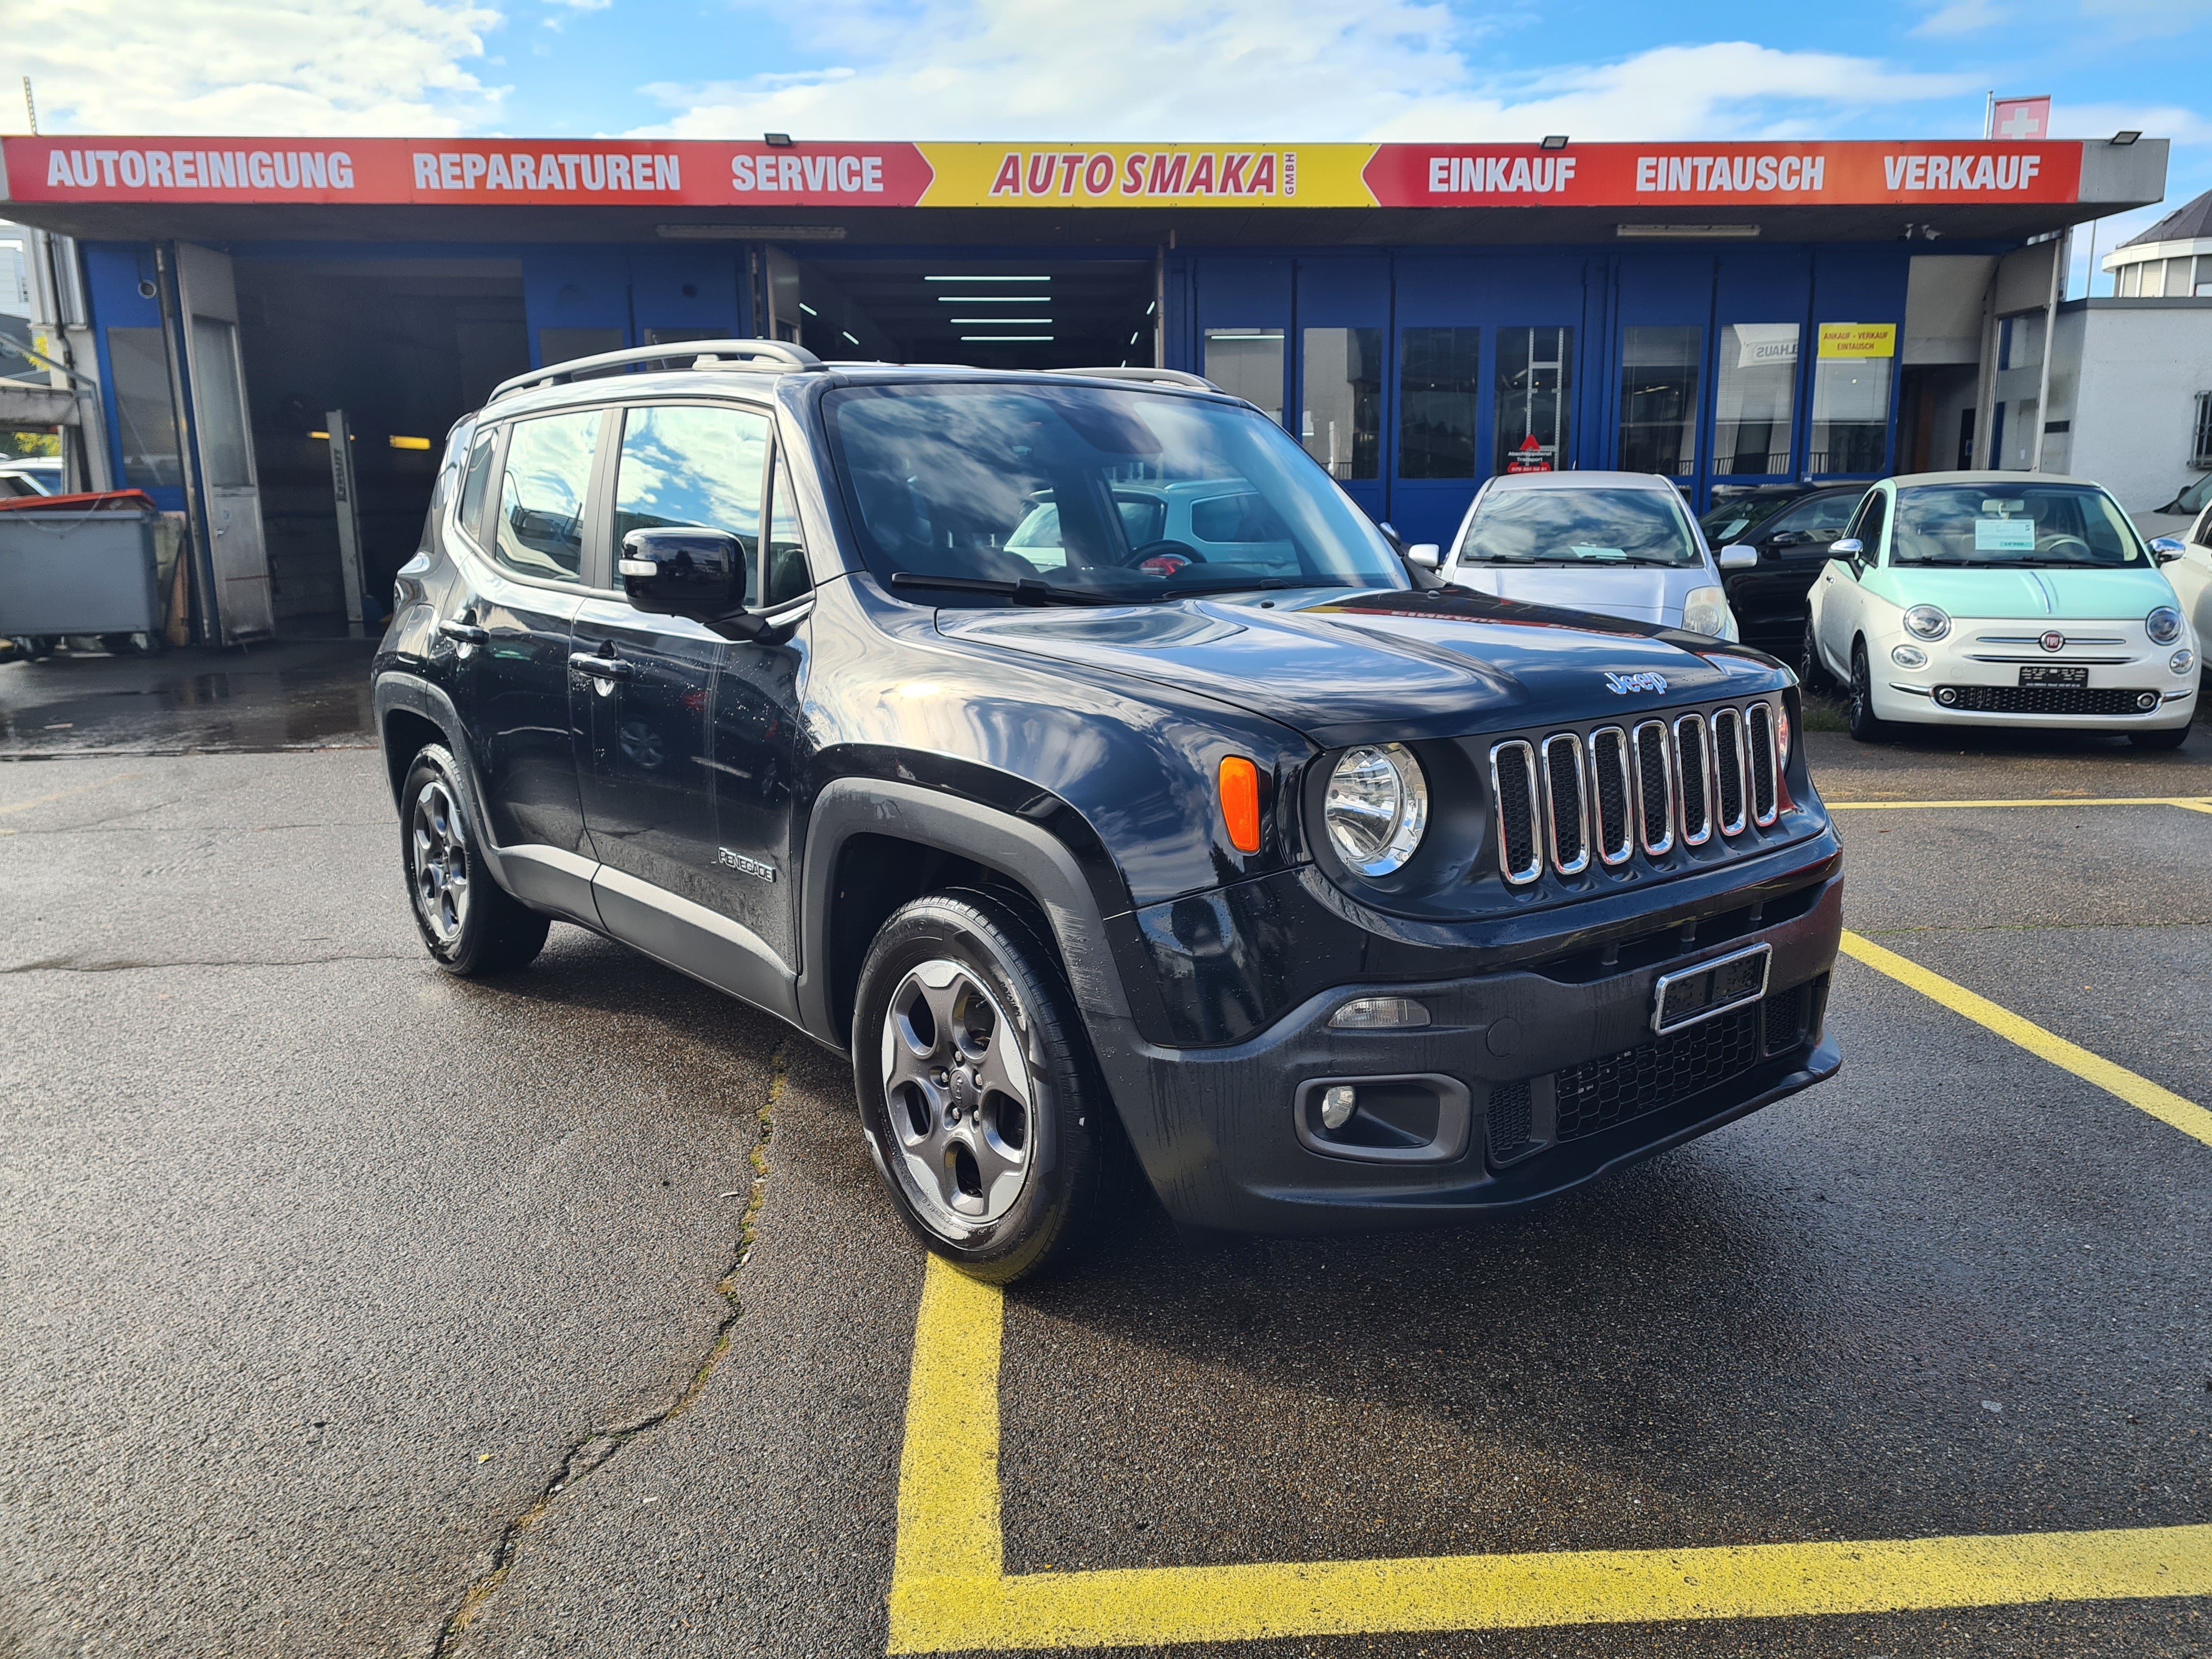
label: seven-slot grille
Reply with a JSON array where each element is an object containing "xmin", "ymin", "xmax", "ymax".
[{"xmin": 1493, "ymin": 700, "xmax": 1785, "ymax": 886}]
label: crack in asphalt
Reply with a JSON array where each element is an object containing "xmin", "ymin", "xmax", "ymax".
[
  {"xmin": 428, "ymin": 1042, "xmax": 785, "ymax": 1657},
  {"xmin": 1, "ymin": 953, "xmax": 418, "ymax": 973}
]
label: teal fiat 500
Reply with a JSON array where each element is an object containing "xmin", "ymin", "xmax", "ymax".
[{"xmin": 1803, "ymin": 472, "xmax": 2197, "ymax": 749}]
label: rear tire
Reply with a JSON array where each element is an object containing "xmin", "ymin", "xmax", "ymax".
[
  {"xmin": 2130, "ymin": 725, "xmax": 2190, "ymax": 751},
  {"xmin": 400, "ymin": 743, "xmax": 550, "ymax": 977},
  {"xmin": 1797, "ymin": 619, "xmax": 1832, "ymax": 692},
  {"xmin": 1848, "ymin": 642, "xmax": 1887, "ymax": 743},
  {"xmin": 853, "ymin": 891, "xmax": 1104, "ymax": 1284}
]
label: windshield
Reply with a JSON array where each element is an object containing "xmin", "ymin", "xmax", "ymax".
[
  {"xmin": 1699, "ymin": 494, "xmax": 1794, "ymax": 545},
  {"xmin": 822, "ymin": 383, "xmax": 1406, "ymax": 602},
  {"xmin": 1460, "ymin": 486, "xmax": 1703, "ymax": 567},
  {"xmin": 1889, "ymin": 483, "xmax": 2146, "ymax": 568}
]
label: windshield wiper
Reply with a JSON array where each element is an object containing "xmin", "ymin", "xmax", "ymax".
[{"xmin": 887, "ymin": 572, "xmax": 1113, "ymax": 606}]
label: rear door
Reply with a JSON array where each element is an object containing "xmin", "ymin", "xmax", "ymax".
[
  {"xmin": 173, "ymin": 244, "xmax": 273, "ymax": 644},
  {"xmin": 458, "ymin": 407, "xmax": 600, "ymax": 883}
]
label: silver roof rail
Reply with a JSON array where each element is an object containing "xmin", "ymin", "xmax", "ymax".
[
  {"xmin": 489, "ymin": 338, "xmax": 824, "ymax": 403},
  {"xmin": 1047, "ymin": 366, "xmax": 1219, "ymax": 392}
]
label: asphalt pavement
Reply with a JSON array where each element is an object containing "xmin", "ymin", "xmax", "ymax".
[{"xmin": 1, "ymin": 647, "xmax": 2206, "ymax": 1657}]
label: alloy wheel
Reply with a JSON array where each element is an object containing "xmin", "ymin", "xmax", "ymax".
[
  {"xmin": 878, "ymin": 958, "xmax": 1034, "ymax": 1232},
  {"xmin": 409, "ymin": 779, "xmax": 472, "ymax": 944}
]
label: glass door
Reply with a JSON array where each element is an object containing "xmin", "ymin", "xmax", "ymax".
[
  {"xmin": 1293, "ymin": 258, "xmax": 1389, "ymax": 525},
  {"xmin": 174, "ymin": 242, "xmax": 274, "ymax": 645}
]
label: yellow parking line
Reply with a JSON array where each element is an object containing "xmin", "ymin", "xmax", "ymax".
[
  {"xmin": 1839, "ymin": 931, "xmax": 2212, "ymax": 1149},
  {"xmin": 887, "ymin": 1257, "xmax": 2212, "ymax": 1653},
  {"xmin": 1827, "ymin": 796, "xmax": 2212, "ymax": 810}
]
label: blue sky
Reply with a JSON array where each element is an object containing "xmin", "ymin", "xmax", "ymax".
[{"xmin": 15, "ymin": 0, "xmax": 2210, "ymax": 291}]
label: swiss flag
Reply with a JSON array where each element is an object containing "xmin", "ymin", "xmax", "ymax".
[{"xmin": 1991, "ymin": 97, "xmax": 2051, "ymax": 140}]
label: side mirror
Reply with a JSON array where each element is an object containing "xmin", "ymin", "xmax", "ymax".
[
  {"xmin": 2149, "ymin": 535, "xmax": 2186, "ymax": 564},
  {"xmin": 1717, "ymin": 544, "xmax": 1758, "ymax": 572},
  {"xmin": 1376, "ymin": 520, "xmax": 1406, "ymax": 554},
  {"xmin": 1405, "ymin": 543, "xmax": 1441, "ymax": 569},
  {"xmin": 619, "ymin": 527, "xmax": 746, "ymax": 618}
]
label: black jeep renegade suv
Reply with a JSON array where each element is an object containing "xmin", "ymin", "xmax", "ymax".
[{"xmin": 374, "ymin": 340, "xmax": 1843, "ymax": 1282}]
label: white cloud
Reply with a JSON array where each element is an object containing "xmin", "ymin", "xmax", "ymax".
[
  {"xmin": 13, "ymin": 0, "xmax": 507, "ymax": 136},
  {"xmin": 1914, "ymin": 0, "xmax": 2006, "ymax": 35},
  {"xmin": 633, "ymin": 2, "xmax": 1978, "ymax": 143}
]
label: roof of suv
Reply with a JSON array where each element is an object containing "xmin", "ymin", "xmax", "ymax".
[{"xmin": 1484, "ymin": 470, "xmax": 1681, "ymax": 494}]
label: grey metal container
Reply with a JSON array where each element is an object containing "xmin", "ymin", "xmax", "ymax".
[{"xmin": 0, "ymin": 499, "xmax": 162, "ymax": 637}]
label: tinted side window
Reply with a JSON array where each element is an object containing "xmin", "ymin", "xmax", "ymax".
[
  {"xmin": 764, "ymin": 454, "xmax": 812, "ymax": 608},
  {"xmin": 1844, "ymin": 489, "xmax": 1886, "ymax": 555},
  {"xmin": 615, "ymin": 404, "xmax": 770, "ymax": 605},
  {"xmin": 494, "ymin": 410, "xmax": 601, "ymax": 583},
  {"xmin": 456, "ymin": 430, "xmax": 495, "ymax": 543},
  {"xmin": 1767, "ymin": 491, "xmax": 1859, "ymax": 541}
]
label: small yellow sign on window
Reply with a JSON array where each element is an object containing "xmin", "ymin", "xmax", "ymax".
[{"xmin": 1819, "ymin": 322, "xmax": 1897, "ymax": 359}]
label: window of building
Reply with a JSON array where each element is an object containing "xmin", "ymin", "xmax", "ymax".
[
  {"xmin": 1809, "ymin": 327, "xmax": 1893, "ymax": 475},
  {"xmin": 495, "ymin": 408, "xmax": 602, "ymax": 583},
  {"xmin": 1204, "ymin": 329, "xmax": 1285, "ymax": 426},
  {"xmin": 614, "ymin": 403, "xmax": 770, "ymax": 603},
  {"xmin": 105, "ymin": 325, "xmax": 183, "ymax": 491},
  {"xmin": 1397, "ymin": 327, "xmax": 1480, "ymax": 479},
  {"xmin": 2196, "ymin": 255, "xmax": 2212, "ymax": 298},
  {"xmin": 1712, "ymin": 324, "xmax": 1797, "ymax": 477},
  {"xmin": 1299, "ymin": 327, "xmax": 1381, "ymax": 481},
  {"xmin": 189, "ymin": 317, "xmax": 252, "ymax": 488},
  {"xmin": 1618, "ymin": 326, "xmax": 1701, "ymax": 477},
  {"xmin": 1496, "ymin": 325, "xmax": 1572, "ymax": 473},
  {"xmin": 2192, "ymin": 391, "xmax": 2212, "ymax": 471}
]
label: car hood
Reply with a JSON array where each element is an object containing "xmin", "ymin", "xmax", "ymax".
[
  {"xmin": 1869, "ymin": 563, "xmax": 2177, "ymax": 619},
  {"xmin": 1440, "ymin": 564, "xmax": 1710, "ymax": 625},
  {"xmin": 934, "ymin": 586, "xmax": 1780, "ymax": 748}
]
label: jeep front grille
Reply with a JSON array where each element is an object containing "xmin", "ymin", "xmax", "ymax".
[
  {"xmin": 1492, "ymin": 699, "xmax": 1789, "ymax": 885},
  {"xmin": 1747, "ymin": 702, "xmax": 1779, "ymax": 826},
  {"xmin": 1490, "ymin": 740, "xmax": 1542, "ymax": 885},
  {"xmin": 1541, "ymin": 733, "xmax": 1589, "ymax": 876},
  {"xmin": 1588, "ymin": 727, "xmax": 1633, "ymax": 866},
  {"xmin": 1711, "ymin": 707, "xmax": 1747, "ymax": 837}
]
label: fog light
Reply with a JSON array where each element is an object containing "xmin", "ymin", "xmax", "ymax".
[
  {"xmin": 1935, "ymin": 686, "xmax": 1959, "ymax": 706},
  {"xmin": 1329, "ymin": 996, "xmax": 1432, "ymax": 1030},
  {"xmin": 2171, "ymin": 649, "xmax": 2195, "ymax": 674},
  {"xmin": 1891, "ymin": 644, "xmax": 1927, "ymax": 669},
  {"xmin": 1320, "ymin": 1085, "xmax": 1357, "ymax": 1131},
  {"xmin": 2136, "ymin": 691, "xmax": 2160, "ymax": 710}
]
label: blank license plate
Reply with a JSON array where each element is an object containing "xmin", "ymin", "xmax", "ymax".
[
  {"xmin": 1652, "ymin": 944, "xmax": 1771, "ymax": 1035},
  {"xmin": 2019, "ymin": 666, "xmax": 2089, "ymax": 687}
]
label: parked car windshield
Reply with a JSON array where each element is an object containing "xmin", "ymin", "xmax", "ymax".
[
  {"xmin": 821, "ymin": 382, "xmax": 1407, "ymax": 602},
  {"xmin": 1889, "ymin": 483, "xmax": 2146, "ymax": 568},
  {"xmin": 1459, "ymin": 486, "xmax": 1703, "ymax": 567}
]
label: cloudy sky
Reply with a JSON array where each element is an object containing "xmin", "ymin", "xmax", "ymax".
[{"xmin": 12, "ymin": 0, "xmax": 2209, "ymax": 290}]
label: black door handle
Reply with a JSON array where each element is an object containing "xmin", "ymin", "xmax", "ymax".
[
  {"xmin": 570, "ymin": 652, "xmax": 634, "ymax": 681},
  {"xmin": 438, "ymin": 618, "xmax": 489, "ymax": 644}
]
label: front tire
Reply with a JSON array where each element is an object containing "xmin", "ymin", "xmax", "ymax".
[
  {"xmin": 1848, "ymin": 642, "xmax": 1887, "ymax": 743},
  {"xmin": 400, "ymin": 744, "xmax": 550, "ymax": 976},
  {"xmin": 853, "ymin": 891, "xmax": 1104, "ymax": 1283},
  {"xmin": 1798, "ymin": 618, "xmax": 1832, "ymax": 692}
]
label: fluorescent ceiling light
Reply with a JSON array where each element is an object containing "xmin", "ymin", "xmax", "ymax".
[
  {"xmin": 927, "ymin": 275, "xmax": 1050, "ymax": 282},
  {"xmin": 961, "ymin": 335, "xmax": 1053, "ymax": 341},
  {"xmin": 842, "ymin": 331, "xmax": 860, "ymax": 345},
  {"xmin": 798, "ymin": 302, "xmax": 817, "ymax": 316},
  {"xmin": 949, "ymin": 317, "xmax": 1052, "ymax": 323},
  {"xmin": 1146, "ymin": 301, "xmax": 1156, "ymax": 316},
  {"xmin": 1616, "ymin": 223, "xmax": 1761, "ymax": 239}
]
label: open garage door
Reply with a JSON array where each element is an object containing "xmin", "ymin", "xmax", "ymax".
[{"xmin": 774, "ymin": 255, "xmax": 1157, "ymax": 371}]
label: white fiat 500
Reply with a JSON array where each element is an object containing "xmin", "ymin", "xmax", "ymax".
[{"xmin": 1804, "ymin": 472, "xmax": 2197, "ymax": 748}]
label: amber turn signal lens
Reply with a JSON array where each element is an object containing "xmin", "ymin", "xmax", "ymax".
[{"xmin": 1218, "ymin": 755, "xmax": 1262, "ymax": 853}]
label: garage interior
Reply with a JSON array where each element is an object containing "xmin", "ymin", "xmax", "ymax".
[{"xmin": 234, "ymin": 257, "xmax": 529, "ymax": 634}]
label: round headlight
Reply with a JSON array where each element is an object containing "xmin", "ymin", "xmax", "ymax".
[
  {"xmin": 2147, "ymin": 606, "xmax": 2184, "ymax": 646},
  {"xmin": 1903, "ymin": 605, "xmax": 1951, "ymax": 641},
  {"xmin": 1891, "ymin": 643, "xmax": 1928, "ymax": 669},
  {"xmin": 1324, "ymin": 743, "xmax": 1429, "ymax": 877}
]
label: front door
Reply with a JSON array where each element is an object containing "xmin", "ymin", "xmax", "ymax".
[
  {"xmin": 173, "ymin": 244, "xmax": 273, "ymax": 644},
  {"xmin": 1293, "ymin": 257, "xmax": 1390, "ymax": 526},
  {"xmin": 575, "ymin": 398, "xmax": 802, "ymax": 1012}
]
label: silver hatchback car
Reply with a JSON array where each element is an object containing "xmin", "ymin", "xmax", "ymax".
[{"xmin": 1432, "ymin": 470, "xmax": 1749, "ymax": 641}]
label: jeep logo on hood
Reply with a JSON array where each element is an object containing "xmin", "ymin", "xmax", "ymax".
[{"xmin": 1604, "ymin": 671, "xmax": 1669, "ymax": 695}]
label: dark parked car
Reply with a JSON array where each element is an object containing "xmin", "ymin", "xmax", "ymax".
[
  {"xmin": 1699, "ymin": 484, "xmax": 1869, "ymax": 648},
  {"xmin": 374, "ymin": 341, "xmax": 1844, "ymax": 1282}
]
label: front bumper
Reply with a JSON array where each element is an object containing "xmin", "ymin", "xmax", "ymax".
[
  {"xmin": 1869, "ymin": 615, "xmax": 2197, "ymax": 731},
  {"xmin": 1095, "ymin": 864, "xmax": 1843, "ymax": 1233}
]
